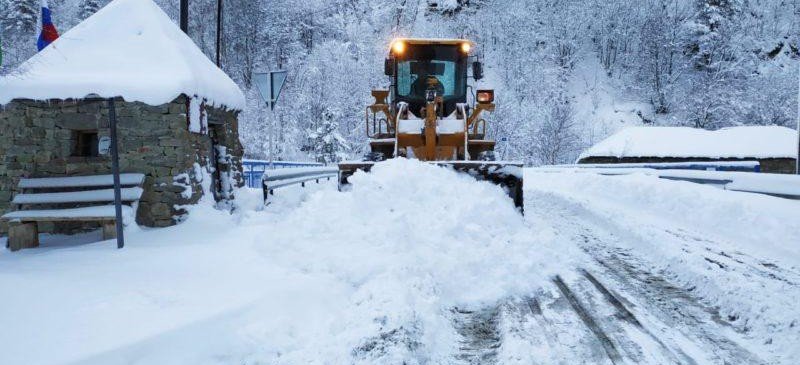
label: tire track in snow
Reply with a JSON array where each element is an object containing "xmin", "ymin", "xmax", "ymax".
[
  {"xmin": 352, "ymin": 323, "xmax": 424, "ymax": 364},
  {"xmin": 495, "ymin": 293, "xmax": 616, "ymax": 365},
  {"xmin": 452, "ymin": 306, "xmax": 502, "ymax": 364},
  {"xmin": 525, "ymin": 190, "xmax": 768, "ymax": 364},
  {"xmin": 578, "ymin": 269, "xmax": 700, "ymax": 365},
  {"xmin": 586, "ymin": 245, "xmax": 767, "ymax": 365},
  {"xmin": 552, "ymin": 275, "xmax": 623, "ymax": 364}
]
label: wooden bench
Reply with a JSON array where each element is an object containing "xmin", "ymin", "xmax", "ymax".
[{"xmin": 2, "ymin": 174, "xmax": 145, "ymax": 251}]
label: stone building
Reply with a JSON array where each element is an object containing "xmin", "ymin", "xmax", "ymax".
[
  {"xmin": 0, "ymin": 0, "xmax": 246, "ymax": 234},
  {"xmin": 578, "ymin": 126, "xmax": 798, "ymax": 174}
]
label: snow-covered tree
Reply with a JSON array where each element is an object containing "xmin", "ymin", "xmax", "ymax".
[
  {"xmin": 78, "ymin": 0, "xmax": 102, "ymax": 20},
  {"xmin": 305, "ymin": 109, "xmax": 350, "ymax": 164},
  {"xmin": 1, "ymin": 0, "xmax": 798, "ymax": 161},
  {"xmin": 3, "ymin": 0, "xmax": 38, "ymax": 34},
  {"xmin": 532, "ymin": 95, "xmax": 582, "ymax": 165}
]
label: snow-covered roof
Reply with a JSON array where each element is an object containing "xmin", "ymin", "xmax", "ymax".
[
  {"xmin": 0, "ymin": 0, "xmax": 245, "ymax": 110},
  {"xmin": 580, "ymin": 126, "xmax": 798, "ymax": 160}
]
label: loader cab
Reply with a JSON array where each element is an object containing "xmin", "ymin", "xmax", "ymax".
[{"xmin": 386, "ymin": 39, "xmax": 474, "ymax": 118}]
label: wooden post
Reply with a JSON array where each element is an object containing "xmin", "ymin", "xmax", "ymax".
[
  {"xmin": 8, "ymin": 222, "xmax": 39, "ymax": 251},
  {"xmin": 108, "ymin": 98, "xmax": 125, "ymax": 249}
]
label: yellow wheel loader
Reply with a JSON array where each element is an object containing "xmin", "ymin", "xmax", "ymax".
[{"xmin": 338, "ymin": 38, "xmax": 523, "ymax": 211}]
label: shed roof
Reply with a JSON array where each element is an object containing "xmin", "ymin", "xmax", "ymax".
[
  {"xmin": 0, "ymin": 0, "xmax": 245, "ymax": 110},
  {"xmin": 579, "ymin": 126, "xmax": 798, "ymax": 160}
]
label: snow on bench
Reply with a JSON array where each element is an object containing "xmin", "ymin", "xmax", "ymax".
[
  {"xmin": 2, "ymin": 205, "xmax": 134, "ymax": 222},
  {"xmin": 2, "ymin": 174, "xmax": 145, "ymax": 251},
  {"xmin": 11, "ymin": 188, "xmax": 144, "ymax": 205},
  {"xmin": 18, "ymin": 173, "xmax": 145, "ymax": 189}
]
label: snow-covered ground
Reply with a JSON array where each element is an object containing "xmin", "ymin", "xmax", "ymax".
[
  {"xmin": 1, "ymin": 159, "xmax": 798, "ymax": 364},
  {"xmin": 527, "ymin": 170, "xmax": 800, "ymax": 364}
]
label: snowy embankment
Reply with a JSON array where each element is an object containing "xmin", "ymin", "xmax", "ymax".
[
  {"xmin": 0, "ymin": 159, "xmax": 580, "ymax": 365},
  {"xmin": 538, "ymin": 166, "xmax": 800, "ymax": 198},
  {"xmin": 526, "ymin": 170, "xmax": 800, "ymax": 362}
]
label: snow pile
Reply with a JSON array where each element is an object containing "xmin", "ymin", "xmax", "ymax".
[
  {"xmin": 0, "ymin": 159, "xmax": 579, "ymax": 365},
  {"xmin": 0, "ymin": 0, "xmax": 244, "ymax": 109},
  {"xmin": 538, "ymin": 166, "xmax": 800, "ymax": 198},
  {"xmin": 723, "ymin": 171, "xmax": 800, "ymax": 196},
  {"xmin": 579, "ymin": 126, "xmax": 798, "ymax": 160},
  {"xmin": 530, "ymin": 170, "xmax": 800, "ymax": 265},
  {"xmin": 255, "ymin": 158, "xmax": 575, "ymax": 363}
]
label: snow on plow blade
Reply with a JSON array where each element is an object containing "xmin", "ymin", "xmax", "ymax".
[{"xmin": 338, "ymin": 161, "xmax": 524, "ymax": 213}]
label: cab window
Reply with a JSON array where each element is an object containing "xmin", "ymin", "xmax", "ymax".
[{"xmin": 394, "ymin": 44, "xmax": 466, "ymax": 102}]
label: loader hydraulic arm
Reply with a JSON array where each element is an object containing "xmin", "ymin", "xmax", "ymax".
[
  {"xmin": 467, "ymin": 102, "xmax": 495, "ymax": 135},
  {"xmin": 366, "ymin": 90, "xmax": 396, "ymax": 138}
]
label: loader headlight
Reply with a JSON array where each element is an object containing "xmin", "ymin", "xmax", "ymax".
[
  {"xmin": 392, "ymin": 40, "xmax": 406, "ymax": 55},
  {"xmin": 477, "ymin": 89, "xmax": 494, "ymax": 104},
  {"xmin": 460, "ymin": 42, "xmax": 472, "ymax": 54}
]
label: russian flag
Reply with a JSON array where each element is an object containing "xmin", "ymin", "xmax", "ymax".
[{"xmin": 37, "ymin": 0, "xmax": 59, "ymax": 51}]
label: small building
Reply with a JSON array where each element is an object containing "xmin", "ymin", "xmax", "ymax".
[
  {"xmin": 0, "ymin": 0, "xmax": 246, "ymax": 235},
  {"xmin": 578, "ymin": 126, "xmax": 798, "ymax": 174}
]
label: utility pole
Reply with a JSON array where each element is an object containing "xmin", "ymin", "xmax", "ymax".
[
  {"xmin": 180, "ymin": 0, "xmax": 188, "ymax": 34},
  {"xmin": 216, "ymin": 0, "xmax": 223, "ymax": 67},
  {"xmin": 796, "ymin": 59, "xmax": 800, "ymax": 175}
]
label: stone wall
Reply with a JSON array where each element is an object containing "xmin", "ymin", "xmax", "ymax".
[
  {"xmin": 0, "ymin": 95, "xmax": 243, "ymax": 234},
  {"xmin": 578, "ymin": 156, "xmax": 797, "ymax": 174}
]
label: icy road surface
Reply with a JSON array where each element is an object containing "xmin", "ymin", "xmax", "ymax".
[{"xmin": 0, "ymin": 159, "xmax": 798, "ymax": 365}]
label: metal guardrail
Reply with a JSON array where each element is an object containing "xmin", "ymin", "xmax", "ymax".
[
  {"xmin": 242, "ymin": 160, "xmax": 323, "ymax": 188},
  {"xmin": 262, "ymin": 167, "xmax": 339, "ymax": 201}
]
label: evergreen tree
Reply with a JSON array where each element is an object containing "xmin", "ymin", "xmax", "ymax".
[{"xmin": 305, "ymin": 109, "xmax": 349, "ymax": 164}]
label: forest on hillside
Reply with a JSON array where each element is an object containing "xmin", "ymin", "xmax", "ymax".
[{"xmin": 2, "ymin": 0, "xmax": 799, "ymax": 164}]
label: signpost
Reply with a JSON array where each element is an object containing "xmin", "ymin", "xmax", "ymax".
[
  {"xmin": 253, "ymin": 71, "xmax": 288, "ymax": 111},
  {"xmin": 107, "ymin": 98, "xmax": 124, "ymax": 249},
  {"xmin": 253, "ymin": 71, "xmax": 288, "ymax": 169}
]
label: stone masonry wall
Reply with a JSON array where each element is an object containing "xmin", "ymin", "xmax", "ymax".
[{"xmin": 0, "ymin": 95, "xmax": 243, "ymax": 234}]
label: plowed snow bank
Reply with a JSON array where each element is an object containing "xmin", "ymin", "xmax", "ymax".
[
  {"xmin": 0, "ymin": 159, "xmax": 580, "ymax": 365},
  {"xmin": 253, "ymin": 158, "xmax": 579, "ymax": 363}
]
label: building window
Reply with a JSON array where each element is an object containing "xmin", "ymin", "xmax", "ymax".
[{"xmin": 73, "ymin": 130, "xmax": 99, "ymax": 157}]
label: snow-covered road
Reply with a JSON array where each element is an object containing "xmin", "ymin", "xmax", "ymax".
[
  {"xmin": 0, "ymin": 160, "xmax": 797, "ymax": 365},
  {"xmin": 517, "ymin": 171, "xmax": 800, "ymax": 365}
]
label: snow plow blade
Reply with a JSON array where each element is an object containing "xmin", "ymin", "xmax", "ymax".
[{"xmin": 338, "ymin": 161, "xmax": 524, "ymax": 213}]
